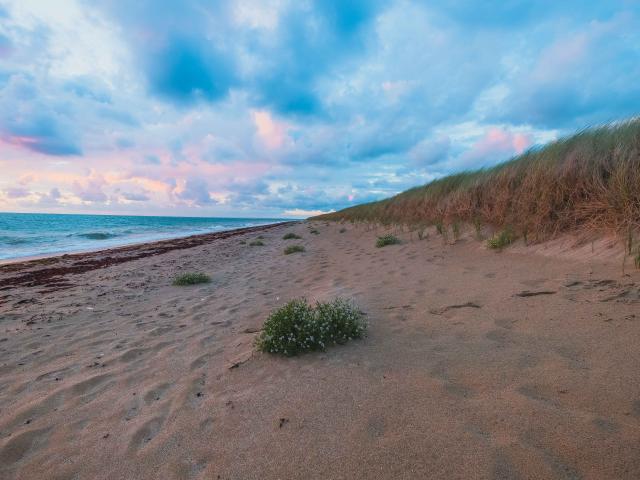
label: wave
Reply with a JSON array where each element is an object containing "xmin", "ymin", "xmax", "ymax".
[
  {"xmin": 77, "ymin": 232, "xmax": 119, "ymax": 240},
  {"xmin": 0, "ymin": 235, "xmax": 30, "ymax": 246}
]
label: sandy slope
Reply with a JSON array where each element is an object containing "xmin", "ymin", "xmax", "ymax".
[{"xmin": 1, "ymin": 221, "xmax": 639, "ymax": 479}]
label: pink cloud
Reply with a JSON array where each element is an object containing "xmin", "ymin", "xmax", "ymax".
[
  {"xmin": 252, "ymin": 110, "xmax": 289, "ymax": 150},
  {"xmin": 462, "ymin": 128, "xmax": 531, "ymax": 165}
]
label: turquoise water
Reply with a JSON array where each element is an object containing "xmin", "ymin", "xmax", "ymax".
[{"xmin": 0, "ymin": 213, "xmax": 285, "ymax": 261}]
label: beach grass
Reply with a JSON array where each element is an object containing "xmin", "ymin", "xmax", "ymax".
[
  {"xmin": 283, "ymin": 232, "xmax": 302, "ymax": 240},
  {"xmin": 249, "ymin": 240, "xmax": 265, "ymax": 246},
  {"xmin": 256, "ymin": 298, "xmax": 366, "ymax": 356},
  {"xmin": 376, "ymin": 234, "xmax": 400, "ymax": 248},
  {"xmin": 314, "ymin": 119, "xmax": 640, "ymax": 243},
  {"xmin": 486, "ymin": 228, "xmax": 516, "ymax": 250},
  {"xmin": 172, "ymin": 272, "xmax": 211, "ymax": 286},
  {"xmin": 284, "ymin": 245, "xmax": 305, "ymax": 254}
]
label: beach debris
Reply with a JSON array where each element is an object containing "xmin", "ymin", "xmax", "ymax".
[
  {"xmin": 430, "ymin": 302, "xmax": 481, "ymax": 315},
  {"xmin": 515, "ymin": 290, "xmax": 557, "ymax": 297},
  {"xmin": 242, "ymin": 326, "xmax": 262, "ymax": 334},
  {"xmin": 227, "ymin": 350, "xmax": 253, "ymax": 369}
]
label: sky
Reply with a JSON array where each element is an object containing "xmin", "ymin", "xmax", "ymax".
[{"xmin": 0, "ymin": 1, "xmax": 639, "ymax": 218}]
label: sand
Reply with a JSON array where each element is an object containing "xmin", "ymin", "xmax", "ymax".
[{"xmin": 1, "ymin": 221, "xmax": 639, "ymax": 479}]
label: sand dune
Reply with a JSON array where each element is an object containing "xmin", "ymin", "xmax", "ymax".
[{"xmin": 1, "ymin": 222, "xmax": 639, "ymax": 479}]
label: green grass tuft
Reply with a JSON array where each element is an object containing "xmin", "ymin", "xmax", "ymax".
[
  {"xmin": 172, "ymin": 272, "xmax": 211, "ymax": 286},
  {"xmin": 256, "ymin": 298, "xmax": 366, "ymax": 356},
  {"xmin": 283, "ymin": 232, "xmax": 302, "ymax": 240},
  {"xmin": 284, "ymin": 244, "xmax": 305, "ymax": 254},
  {"xmin": 486, "ymin": 228, "xmax": 516, "ymax": 250},
  {"xmin": 249, "ymin": 240, "xmax": 265, "ymax": 246},
  {"xmin": 376, "ymin": 234, "xmax": 400, "ymax": 248}
]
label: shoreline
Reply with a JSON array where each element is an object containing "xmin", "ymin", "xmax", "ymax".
[
  {"xmin": 0, "ymin": 219, "xmax": 290, "ymax": 266},
  {"xmin": 0, "ymin": 221, "xmax": 296, "ymax": 290}
]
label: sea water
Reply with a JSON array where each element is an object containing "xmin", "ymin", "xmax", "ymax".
[{"xmin": 0, "ymin": 212, "xmax": 285, "ymax": 261}]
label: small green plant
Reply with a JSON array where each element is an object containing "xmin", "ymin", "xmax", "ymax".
[
  {"xmin": 310, "ymin": 229, "xmax": 319, "ymax": 234},
  {"xmin": 283, "ymin": 232, "xmax": 302, "ymax": 240},
  {"xmin": 376, "ymin": 234, "xmax": 400, "ymax": 248},
  {"xmin": 435, "ymin": 220, "xmax": 445, "ymax": 235},
  {"xmin": 256, "ymin": 298, "xmax": 367, "ymax": 356},
  {"xmin": 249, "ymin": 240, "xmax": 265, "ymax": 246},
  {"xmin": 239, "ymin": 240, "xmax": 247, "ymax": 245},
  {"xmin": 487, "ymin": 228, "xmax": 516, "ymax": 250},
  {"xmin": 172, "ymin": 272, "xmax": 211, "ymax": 286},
  {"xmin": 284, "ymin": 245, "xmax": 305, "ymax": 254},
  {"xmin": 452, "ymin": 221, "xmax": 461, "ymax": 241},
  {"xmin": 634, "ymin": 245, "xmax": 640, "ymax": 269},
  {"xmin": 339, "ymin": 227, "xmax": 347, "ymax": 233},
  {"xmin": 257, "ymin": 235, "xmax": 265, "ymax": 240}
]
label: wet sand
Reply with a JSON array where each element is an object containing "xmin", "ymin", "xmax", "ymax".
[{"xmin": 1, "ymin": 221, "xmax": 639, "ymax": 479}]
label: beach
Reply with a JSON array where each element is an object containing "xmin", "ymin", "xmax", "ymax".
[{"xmin": 1, "ymin": 221, "xmax": 639, "ymax": 479}]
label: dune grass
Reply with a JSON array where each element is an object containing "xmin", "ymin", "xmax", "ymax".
[
  {"xmin": 256, "ymin": 298, "xmax": 366, "ymax": 356},
  {"xmin": 376, "ymin": 234, "xmax": 401, "ymax": 248},
  {"xmin": 283, "ymin": 232, "xmax": 302, "ymax": 240},
  {"xmin": 172, "ymin": 272, "xmax": 211, "ymax": 286},
  {"xmin": 249, "ymin": 240, "xmax": 265, "ymax": 246},
  {"xmin": 486, "ymin": 228, "xmax": 516, "ymax": 250},
  {"xmin": 284, "ymin": 245, "xmax": 305, "ymax": 254},
  {"xmin": 315, "ymin": 119, "xmax": 640, "ymax": 245}
]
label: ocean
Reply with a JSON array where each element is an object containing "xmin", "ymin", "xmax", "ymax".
[{"xmin": 0, "ymin": 212, "xmax": 286, "ymax": 261}]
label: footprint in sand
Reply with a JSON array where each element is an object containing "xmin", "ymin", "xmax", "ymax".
[
  {"xmin": 0, "ymin": 427, "xmax": 52, "ymax": 469},
  {"xmin": 144, "ymin": 383, "xmax": 173, "ymax": 405},
  {"xmin": 128, "ymin": 415, "xmax": 166, "ymax": 451}
]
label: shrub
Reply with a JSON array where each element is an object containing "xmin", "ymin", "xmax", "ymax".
[
  {"xmin": 256, "ymin": 298, "xmax": 366, "ymax": 356},
  {"xmin": 376, "ymin": 234, "xmax": 400, "ymax": 248},
  {"xmin": 487, "ymin": 228, "xmax": 516, "ymax": 250},
  {"xmin": 249, "ymin": 240, "xmax": 265, "ymax": 246},
  {"xmin": 283, "ymin": 232, "xmax": 302, "ymax": 240},
  {"xmin": 173, "ymin": 272, "xmax": 211, "ymax": 286},
  {"xmin": 284, "ymin": 245, "xmax": 305, "ymax": 254}
]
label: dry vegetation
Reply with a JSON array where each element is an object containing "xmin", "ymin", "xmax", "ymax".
[{"xmin": 316, "ymin": 120, "xmax": 640, "ymax": 244}]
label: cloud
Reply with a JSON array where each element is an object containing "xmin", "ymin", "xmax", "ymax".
[
  {"xmin": 283, "ymin": 208, "xmax": 334, "ymax": 217},
  {"xmin": 121, "ymin": 191, "xmax": 150, "ymax": 201},
  {"xmin": 252, "ymin": 110, "xmax": 289, "ymax": 150},
  {"xmin": 72, "ymin": 175, "xmax": 108, "ymax": 202},
  {"xmin": 176, "ymin": 177, "xmax": 216, "ymax": 205},
  {"xmin": 410, "ymin": 136, "xmax": 451, "ymax": 166},
  {"xmin": 4, "ymin": 186, "xmax": 30, "ymax": 198},
  {"xmin": 459, "ymin": 128, "xmax": 531, "ymax": 167}
]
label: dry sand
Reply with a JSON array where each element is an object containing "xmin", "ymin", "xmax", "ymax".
[{"xmin": 1, "ymin": 221, "xmax": 639, "ymax": 479}]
